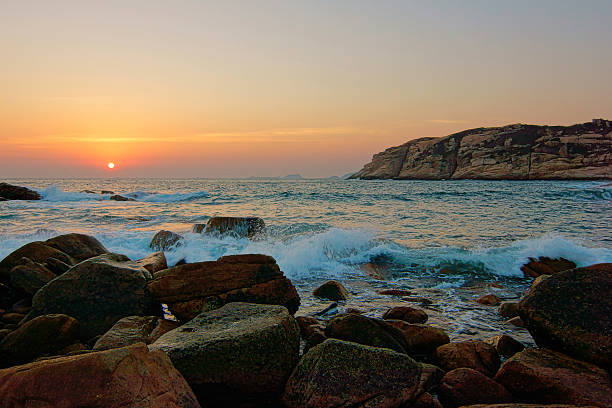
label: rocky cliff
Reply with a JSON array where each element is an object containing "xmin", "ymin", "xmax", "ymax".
[{"xmin": 350, "ymin": 119, "xmax": 612, "ymax": 180}]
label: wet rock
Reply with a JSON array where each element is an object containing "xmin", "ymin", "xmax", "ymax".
[
  {"xmin": 304, "ymin": 326, "xmax": 327, "ymax": 353},
  {"xmin": 28, "ymin": 253, "xmax": 156, "ymax": 339},
  {"xmin": 385, "ymin": 320, "xmax": 450, "ymax": 355},
  {"xmin": 204, "ymin": 216, "xmax": 267, "ymax": 239},
  {"xmin": 80, "ymin": 189, "xmax": 96, "ymax": 194},
  {"xmin": 412, "ymin": 392, "xmax": 443, "ymax": 408},
  {"xmin": 519, "ymin": 263, "xmax": 612, "ymax": 368},
  {"xmin": 434, "ymin": 341, "xmax": 500, "ymax": 377},
  {"xmin": 93, "ymin": 316, "xmax": 178, "ymax": 351},
  {"xmin": 379, "ymin": 289, "xmax": 412, "ymax": 296},
  {"xmin": 438, "ymin": 368, "xmax": 512, "ymax": 408},
  {"xmin": 45, "ymin": 233, "xmax": 108, "ymax": 262},
  {"xmin": 101, "ymin": 190, "xmax": 114, "ymax": 194},
  {"xmin": 150, "ymin": 302, "xmax": 299, "ymax": 405},
  {"xmin": 476, "ymin": 294, "xmax": 501, "ymax": 306},
  {"xmin": 484, "ymin": 334, "xmax": 525, "ymax": 358},
  {"xmin": 282, "ymin": 339, "xmax": 423, "ymax": 408},
  {"xmin": 498, "ymin": 301, "xmax": 519, "ymax": 318},
  {"xmin": 315, "ymin": 302, "xmax": 338, "ymax": 317},
  {"xmin": 325, "ymin": 313, "xmax": 409, "ymax": 354},
  {"xmin": 192, "ymin": 223, "xmax": 206, "ymax": 233},
  {"xmin": 149, "ymin": 230, "xmax": 184, "ymax": 251},
  {"xmin": 383, "ymin": 306, "xmax": 428, "ymax": 324},
  {"xmin": 0, "ymin": 183, "xmax": 41, "ymax": 200},
  {"xmin": 9, "ymin": 259, "xmax": 56, "ymax": 295},
  {"xmin": 0, "ymin": 343, "xmax": 201, "ymax": 407},
  {"xmin": 506, "ymin": 316, "xmax": 525, "ymax": 327},
  {"xmin": 149, "ymin": 254, "xmax": 300, "ymax": 321},
  {"xmin": 494, "ymin": 348, "xmax": 612, "ymax": 408},
  {"xmin": 0, "ymin": 314, "xmax": 79, "ymax": 367},
  {"xmin": 44, "ymin": 257, "xmax": 72, "ymax": 275},
  {"xmin": 295, "ymin": 315, "xmax": 320, "ymax": 338},
  {"xmin": 520, "ymin": 257, "xmax": 576, "ymax": 278},
  {"xmin": 136, "ymin": 251, "xmax": 168, "ymax": 274},
  {"xmin": 313, "ymin": 280, "xmax": 349, "ymax": 301},
  {"xmin": 0, "ymin": 241, "xmax": 74, "ymax": 283},
  {"xmin": 110, "ymin": 194, "xmax": 135, "ymax": 201}
]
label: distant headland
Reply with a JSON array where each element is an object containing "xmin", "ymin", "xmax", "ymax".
[{"xmin": 350, "ymin": 119, "xmax": 612, "ymax": 180}]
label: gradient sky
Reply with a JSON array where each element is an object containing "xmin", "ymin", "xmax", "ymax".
[{"xmin": 2, "ymin": 0, "xmax": 611, "ymax": 178}]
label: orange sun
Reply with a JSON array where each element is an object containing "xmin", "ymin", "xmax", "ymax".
[{"xmin": 107, "ymin": 162, "xmax": 115, "ymax": 169}]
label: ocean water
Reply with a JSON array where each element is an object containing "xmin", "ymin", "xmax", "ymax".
[{"xmin": 2, "ymin": 178, "xmax": 611, "ymax": 343}]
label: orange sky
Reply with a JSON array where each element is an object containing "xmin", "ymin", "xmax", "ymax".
[{"xmin": 2, "ymin": 1, "xmax": 611, "ymax": 177}]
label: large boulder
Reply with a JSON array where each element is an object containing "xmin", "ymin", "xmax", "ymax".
[
  {"xmin": 520, "ymin": 257, "xmax": 576, "ymax": 278},
  {"xmin": 282, "ymin": 339, "xmax": 424, "ymax": 408},
  {"xmin": 149, "ymin": 230, "xmax": 184, "ymax": 251},
  {"xmin": 28, "ymin": 253, "xmax": 157, "ymax": 339},
  {"xmin": 494, "ymin": 348, "xmax": 612, "ymax": 408},
  {"xmin": 0, "ymin": 183, "xmax": 40, "ymax": 200},
  {"xmin": 518, "ymin": 263, "xmax": 612, "ymax": 368},
  {"xmin": 9, "ymin": 259, "xmax": 56, "ymax": 295},
  {"xmin": 148, "ymin": 254, "xmax": 300, "ymax": 321},
  {"xmin": 385, "ymin": 320, "xmax": 450, "ymax": 355},
  {"xmin": 204, "ymin": 216, "xmax": 266, "ymax": 239},
  {"xmin": 0, "ymin": 343, "xmax": 200, "ymax": 408},
  {"xmin": 137, "ymin": 251, "xmax": 168, "ymax": 274},
  {"xmin": 93, "ymin": 316, "xmax": 179, "ymax": 351},
  {"xmin": 150, "ymin": 302, "xmax": 300, "ymax": 405},
  {"xmin": 438, "ymin": 368, "xmax": 512, "ymax": 408},
  {"xmin": 0, "ymin": 241, "xmax": 74, "ymax": 283},
  {"xmin": 44, "ymin": 233, "xmax": 108, "ymax": 262},
  {"xmin": 0, "ymin": 314, "xmax": 79, "ymax": 367},
  {"xmin": 324, "ymin": 313, "xmax": 409, "ymax": 354},
  {"xmin": 313, "ymin": 280, "xmax": 349, "ymax": 301},
  {"xmin": 434, "ymin": 341, "xmax": 500, "ymax": 377}
]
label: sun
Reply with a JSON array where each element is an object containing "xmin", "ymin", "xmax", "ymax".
[{"xmin": 107, "ymin": 162, "xmax": 115, "ymax": 169}]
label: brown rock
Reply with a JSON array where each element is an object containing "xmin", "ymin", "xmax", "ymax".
[
  {"xmin": 93, "ymin": 316, "xmax": 178, "ymax": 351},
  {"xmin": 0, "ymin": 183, "xmax": 40, "ymax": 200},
  {"xmin": 378, "ymin": 289, "xmax": 412, "ymax": 296},
  {"xmin": 0, "ymin": 241, "xmax": 74, "ymax": 283},
  {"xmin": 0, "ymin": 314, "xmax": 79, "ymax": 367},
  {"xmin": 484, "ymin": 334, "xmax": 525, "ymax": 358},
  {"xmin": 313, "ymin": 280, "xmax": 349, "ymax": 301},
  {"xmin": 149, "ymin": 230, "xmax": 183, "ymax": 251},
  {"xmin": 507, "ymin": 316, "xmax": 525, "ymax": 327},
  {"xmin": 412, "ymin": 392, "xmax": 443, "ymax": 408},
  {"xmin": 44, "ymin": 233, "xmax": 108, "ymax": 262},
  {"xmin": 435, "ymin": 341, "xmax": 500, "ymax": 377},
  {"xmin": 9, "ymin": 259, "xmax": 56, "ymax": 295},
  {"xmin": 192, "ymin": 223, "xmax": 206, "ymax": 233},
  {"xmin": 438, "ymin": 368, "xmax": 512, "ymax": 408},
  {"xmin": 383, "ymin": 306, "xmax": 428, "ymax": 323},
  {"xmin": 0, "ymin": 343, "xmax": 201, "ymax": 407},
  {"xmin": 101, "ymin": 190, "xmax": 114, "ymax": 194},
  {"xmin": 418, "ymin": 363, "xmax": 445, "ymax": 392},
  {"xmin": 148, "ymin": 254, "xmax": 300, "ymax": 321},
  {"xmin": 110, "ymin": 194, "xmax": 135, "ymax": 201},
  {"xmin": 520, "ymin": 257, "xmax": 576, "ymax": 278},
  {"xmin": 386, "ymin": 320, "xmax": 450, "ymax": 355},
  {"xmin": 529, "ymin": 274, "xmax": 551, "ymax": 292},
  {"xmin": 325, "ymin": 313, "xmax": 409, "ymax": 354},
  {"xmin": 519, "ymin": 263, "xmax": 612, "ymax": 368},
  {"xmin": 1, "ymin": 313, "xmax": 24, "ymax": 325},
  {"xmin": 494, "ymin": 348, "xmax": 612, "ymax": 408},
  {"xmin": 477, "ymin": 294, "xmax": 501, "ymax": 306},
  {"xmin": 44, "ymin": 257, "xmax": 72, "ymax": 275},
  {"xmin": 204, "ymin": 216, "xmax": 266, "ymax": 239},
  {"xmin": 295, "ymin": 315, "xmax": 320, "ymax": 338},
  {"xmin": 304, "ymin": 326, "xmax": 327, "ymax": 352},
  {"xmin": 498, "ymin": 302, "xmax": 520, "ymax": 318},
  {"xmin": 137, "ymin": 251, "xmax": 168, "ymax": 274}
]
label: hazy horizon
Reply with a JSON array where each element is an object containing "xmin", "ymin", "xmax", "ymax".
[{"xmin": 2, "ymin": 0, "xmax": 611, "ymax": 178}]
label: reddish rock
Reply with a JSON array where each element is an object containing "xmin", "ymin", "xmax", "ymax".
[
  {"xmin": 378, "ymin": 289, "xmax": 412, "ymax": 296},
  {"xmin": 44, "ymin": 233, "xmax": 108, "ymax": 262},
  {"xmin": 519, "ymin": 263, "xmax": 612, "ymax": 368},
  {"xmin": 0, "ymin": 241, "xmax": 74, "ymax": 283},
  {"xmin": 136, "ymin": 251, "xmax": 168, "ymax": 274},
  {"xmin": 325, "ymin": 313, "xmax": 409, "ymax": 354},
  {"xmin": 529, "ymin": 274, "xmax": 551, "ymax": 292},
  {"xmin": 192, "ymin": 223, "xmax": 206, "ymax": 233},
  {"xmin": 438, "ymin": 368, "xmax": 512, "ymax": 408},
  {"xmin": 434, "ymin": 341, "xmax": 500, "ymax": 377},
  {"xmin": 9, "ymin": 259, "xmax": 56, "ymax": 295},
  {"xmin": 149, "ymin": 230, "xmax": 183, "ymax": 251},
  {"xmin": 148, "ymin": 254, "xmax": 300, "ymax": 321},
  {"xmin": 382, "ymin": 306, "xmax": 428, "ymax": 324},
  {"xmin": 418, "ymin": 363, "xmax": 445, "ymax": 392},
  {"xmin": 304, "ymin": 326, "xmax": 327, "ymax": 352},
  {"xmin": 498, "ymin": 302, "xmax": 519, "ymax": 318},
  {"xmin": 386, "ymin": 320, "xmax": 450, "ymax": 355},
  {"xmin": 494, "ymin": 348, "xmax": 612, "ymax": 408},
  {"xmin": 484, "ymin": 334, "xmax": 525, "ymax": 358},
  {"xmin": 477, "ymin": 294, "xmax": 501, "ymax": 306},
  {"xmin": 110, "ymin": 194, "xmax": 135, "ymax": 201},
  {"xmin": 93, "ymin": 316, "xmax": 178, "ymax": 351},
  {"xmin": 295, "ymin": 316, "xmax": 320, "ymax": 338},
  {"xmin": 313, "ymin": 280, "xmax": 349, "ymax": 301},
  {"xmin": 0, "ymin": 343, "xmax": 201, "ymax": 407},
  {"xmin": 506, "ymin": 316, "xmax": 525, "ymax": 327},
  {"xmin": 0, "ymin": 183, "xmax": 40, "ymax": 200},
  {"xmin": 520, "ymin": 257, "xmax": 576, "ymax": 278},
  {"xmin": 412, "ymin": 392, "xmax": 443, "ymax": 408},
  {"xmin": 204, "ymin": 216, "xmax": 267, "ymax": 239},
  {"xmin": 44, "ymin": 257, "xmax": 72, "ymax": 275}
]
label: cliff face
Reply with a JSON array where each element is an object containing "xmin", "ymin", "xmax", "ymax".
[{"xmin": 350, "ymin": 120, "xmax": 612, "ymax": 180}]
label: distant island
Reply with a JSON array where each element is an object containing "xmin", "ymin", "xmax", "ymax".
[
  {"xmin": 281, "ymin": 174, "xmax": 303, "ymax": 180},
  {"xmin": 350, "ymin": 119, "xmax": 612, "ymax": 180}
]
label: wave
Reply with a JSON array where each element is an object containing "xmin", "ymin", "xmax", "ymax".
[
  {"xmin": 37, "ymin": 185, "xmax": 210, "ymax": 203},
  {"xmin": 39, "ymin": 185, "xmax": 103, "ymax": 202},
  {"xmin": 123, "ymin": 190, "xmax": 210, "ymax": 203}
]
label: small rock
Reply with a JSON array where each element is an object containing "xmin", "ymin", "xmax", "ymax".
[
  {"xmin": 497, "ymin": 301, "xmax": 519, "ymax": 318},
  {"xmin": 382, "ymin": 306, "xmax": 428, "ymax": 324},
  {"xmin": 101, "ymin": 190, "xmax": 114, "ymax": 194},
  {"xmin": 435, "ymin": 341, "xmax": 500, "ymax": 377},
  {"xmin": 295, "ymin": 316, "xmax": 320, "ymax": 339},
  {"xmin": 9, "ymin": 259, "xmax": 56, "ymax": 295},
  {"xmin": 476, "ymin": 294, "xmax": 501, "ymax": 306},
  {"xmin": 304, "ymin": 326, "xmax": 327, "ymax": 352},
  {"xmin": 520, "ymin": 256, "xmax": 576, "ymax": 278},
  {"xmin": 484, "ymin": 334, "xmax": 525, "ymax": 358},
  {"xmin": 192, "ymin": 223, "xmax": 206, "ymax": 233},
  {"xmin": 385, "ymin": 320, "xmax": 450, "ymax": 355},
  {"xmin": 110, "ymin": 194, "xmax": 135, "ymax": 201},
  {"xmin": 93, "ymin": 316, "xmax": 178, "ymax": 351},
  {"xmin": 325, "ymin": 313, "xmax": 409, "ymax": 354},
  {"xmin": 313, "ymin": 280, "xmax": 349, "ymax": 301},
  {"xmin": 204, "ymin": 216, "xmax": 267, "ymax": 239},
  {"xmin": 438, "ymin": 368, "xmax": 512, "ymax": 408},
  {"xmin": 149, "ymin": 230, "xmax": 184, "ymax": 251},
  {"xmin": 136, "ymin": 251, "xmax": 168, "ymax": 274},
  {"xmin": 506, "ymin": 316, "xmax": 525, "ymax": 327}
]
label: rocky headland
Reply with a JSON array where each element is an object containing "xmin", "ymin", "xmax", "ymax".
[{"xmin": 350, "ymin": 119, "xmax": 612, "ymax": 180}]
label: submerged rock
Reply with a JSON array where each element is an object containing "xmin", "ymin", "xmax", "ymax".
[
  {"xmin": 0, "ymin": 343, "xmax": 201, "ymax": 408},
  {"xmin": 325, "ymin": 313, "xmax": 409, "ymax": 354},
  {"xmin": 93, "ymin": 315, "xmax": 178, "ymax": 351},
  {"xmin": 0, "ymin": 183, "xmax": 40, "ymax": 200},
  {"xmin": 434, "ymin": 341, "xmax": 500, "ymax": 377},
  {"xmin": 313, "ymin": 280, "xmax": 349, "ymax": 301},
  {"xmin": 149, "ymin": 230, "xmax": 184, "ymax": 251},
  {"xmin": 519, "ymin": 263, "xmax": 612, "ymax": 368},
  {"xmin": 204, "ymin": 216, "xmax": 266, "ymax": 239},
  {"xmin": 282, "ymin": 338, "xmax": 423, "ymax": 408},
  {"xmin": 520, "ymin": 256, "xmax": 576, "ymax": 278},
  {"xmin": 438, "ymin": 368, "xmax": 512, "ymax": 408}
]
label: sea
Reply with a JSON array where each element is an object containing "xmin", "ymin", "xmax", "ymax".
[{"xmin": 1, "ymin": 178, "xmax": 611, "ymax": 345}]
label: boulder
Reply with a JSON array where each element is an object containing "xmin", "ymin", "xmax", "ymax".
[
  {"xmin": 435, "ymin": 341, "xmax": 500, "ymax": 377},
  {"xmin": 313, "ymin": 280, "xmax": 349, "ymax": 301},
  {"xmin": 0, "ymin": 183, "xmax": 40, "ymax": 200},
  {"xmin": 477, "ymin": 294, "xmax": 501, "ymax": 306},
  {"xmin": 295, "ymin": 315, "xmax": 321, "ymax": 338},
  {"xmin": 9, "ymin": 259, "xmax": 56, "ymax": 295},
  {"xmin": 0, "ymin": 343, "xmax": 201, "ymax": 407},
  {"xmin": 110, "ymin": 194, "xmax": 135, "ymax": 201},
  {"xmin": 494, "ymin": 348, "xmax": 612, "ymax": 408},
  {"xmin": 148, "ymin": 254, "xmax": 300, "ymax": 321},
  {"xmin": 0, "ymin": 314, "xmax": 79, "ymax": 367},
  {"xmin": 44, "ymin": 256, "xmax": 72, "ymax": 275},
  {"xmin": 498, "ymin": 302, "xmax": 519, "ymax": 318},
  {"xmin": 383, "ymin": 306, "xmax": 428, "ymax": 323},
  {"xmin": 137, "ymin": 251, "xmax": 168, "ymax": 274},
  {"xmin": 325, "ymin": 313, "xmax": 409, "ymax": 354},
  {"xmin": 385, "ymin": 320, "xmax": 450, "ymax": 355},
  {"xmin": 192, "ymin": 223, "xmax": 206, "ymax": 233},
  {"xmin": 0, "ymin": 241, "xmax": 74, "ymax": 283},
  {"xmin": 438, "ymin": 368, "xmax": 512, "ymax": 408},
  {"xmin": 484, "ymin": 334, "xmax": 525, "ymax": 358},
  {"xmin": 149, "ymin": 230, "xmax": 184, "ymax": 251},
  {"xmin": 93, "ymin": 316, "xmax": 178, "ymax": 351},
  {"xmin": 28, "ymin": 253, "xmax": 157, "ymax": 339},
  {"xmin": 282, "ymin": 339, "xmax": 423, "ymax": 408},
  {"xmin": 45, "ymin": 233, "xmax": 108, "ymax": 261},
  {"xmin": 520, "ymin": 257, "xmax": 576, "ymax": 278},
  {"xmin": 150, "ymin": 302, "xmax": 299, "ymax": 405},
  {"xmin": 518, "ymin": 263, "xmax": 612, "ymax": 368},
  {"xmin": 204, "ymin": 216, "xmax": 266, "ymax": 239},
  {"xmin": 1, "ymin": 313, "xmax": 24, "ymax": 325}
]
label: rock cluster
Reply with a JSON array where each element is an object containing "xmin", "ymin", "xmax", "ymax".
[{"xmin": 0, "ymin": 182, "xmax": 41, "ymax": 200}]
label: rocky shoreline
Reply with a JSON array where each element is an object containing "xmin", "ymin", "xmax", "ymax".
[{"xmin": 0, "ymin": 216, "xmax": 610, "ymax": 407}]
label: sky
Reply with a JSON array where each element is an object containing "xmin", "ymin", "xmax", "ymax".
[{"xmin": 1, "ymin": 0, "xmax": 611, "ymax": 178}]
